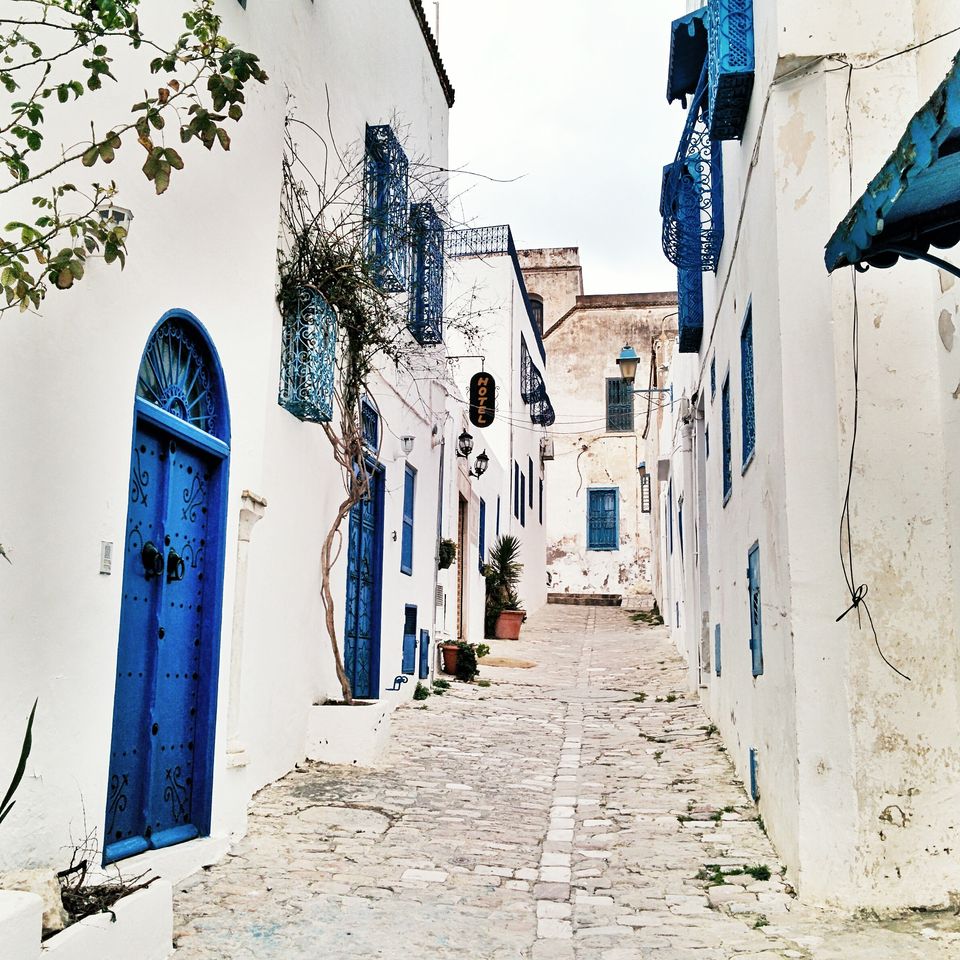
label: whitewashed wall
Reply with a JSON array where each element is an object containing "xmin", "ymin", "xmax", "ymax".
[{"xmin": 0, "ymin": 0, "xmax": 452, "ymax": 874}]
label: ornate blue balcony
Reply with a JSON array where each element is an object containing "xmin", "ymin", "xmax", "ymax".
[
  {"xmin": 677, "ymin": 266, "xmax": 704, "ymax": 353},
  {"xmin": 278, "ymin": 287, "xmax": 337, "ymax": 423},
  {"xmin": 365, "ymin": 124, "xmax": 409, "ymax": 292},
  {"xmin": 409, "ymin": 202, "xmax": 444, "ymax": 345},
  {"xmin": 661, "ymin": 66, "xmax": 724, "ymax": 272},
  {"xmin": 707, "ymin": 0, "xmax": 755, "ymax": 142}
]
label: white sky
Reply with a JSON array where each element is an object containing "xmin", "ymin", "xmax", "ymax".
[{"xmin": 437, "ymin": 0, "xmax": 687, "ymax": 295}]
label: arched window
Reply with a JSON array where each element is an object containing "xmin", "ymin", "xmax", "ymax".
[{"xmin": 528, "ymin": 294, "xmax": 544, "ymax": 335}]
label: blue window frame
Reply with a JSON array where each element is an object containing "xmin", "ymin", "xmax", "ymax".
[
  {"xmin": 278, "ymin": 288, "xmax": 337, "ymax": 423},
  {"xmin": 741, "ymin": 304, "xmax": 755, "ymax": 469},
  {"xmin": 402, "ymin": 605, "xmax": 417, "ymax": 675},
  {"xmin": 409, "ymin": 202, "xmax": 444, "ymax": 344},
  {"xmin": 496, "ymin": 495, "xmax": 501, "ymax": 535},
  {"xmin": 587, "ymin": 487, "xmax": 619, "ymax": 551},
  {"xmin": 365, "ymin": 124, "xmax": 408, "ymax": 292},
  {"xmin": 478, "ymin": 497, "xmax": 486, "ymax": 572},
  {"xmin": 513, "ymin": 461, "xmax": 519, "ymax": 518},
  {"xmin": 721, "ymin": 374, "xmax": 732, "ymax": 503},
  {"xmin": 606, "ymin": 378, "xmax": 634, "ymax": 432},
  {"xmin": 520, "ymin": 474, "xmax": 526, "ymax": 527},
  {"xmin": 400, "ymin": 464, "xmax": 415, "ymax": 575},
  {"xmin": 528, "ymin": 456, "xmax": 534, "ymax": 507},
  {"xmin": 748, "ymin": 542, "xmax": 762, "ymax": 676},
  {"xmin": 714, "ymin": 624, "xmax": 721, "ymax": 676}
]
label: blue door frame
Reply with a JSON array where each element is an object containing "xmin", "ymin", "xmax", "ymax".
[
  {"xmin": 344, "ymin": 462, "xmax": 385, "ymax": 699},
  {"xmin": 105, "ymin": 310, "xmax": 230, "ymax": 865}
]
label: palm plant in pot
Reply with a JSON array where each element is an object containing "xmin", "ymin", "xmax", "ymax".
[{"xmin": 484, "ymin": 534, "xmax": 525, "ymax": 640}]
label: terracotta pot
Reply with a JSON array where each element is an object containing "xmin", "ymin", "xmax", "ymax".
[
  {"xmin": 440, "ymin": 643, "xmax": 459, "ymax": 675},
  {"xmin": 495, "ymin": 609, "xmax": 525, "ymax": 640}
]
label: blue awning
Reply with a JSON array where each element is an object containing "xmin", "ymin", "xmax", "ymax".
[
  {"xmin": 667, "ymin": 8, "xmax": 708, "ymax": 106},
  {"xmin": 825, "ymin": 50, "xmax": 960, "ymax": 272}
]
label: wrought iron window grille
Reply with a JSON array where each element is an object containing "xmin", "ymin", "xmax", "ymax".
[
  {"xmin": 409, "ymin": 202, "xmax": 444, "ymax": 345},
  {"xmin": 677, "ymin": 265, "xmax": 705, "ymax": 352},
  {"xmin": 661, "ymin": 64, "xmax": 725, "ymax": 273},
  {"xmin": 707, "ymin": 0, "xmax": 755, "ymax": 142},
  {"xmin": 740, "ymin": 306, "xmax": 755, "ymax": 466},
  {"xmin": 361, "ymin": 397, "xmax": 380, "ymax": 450},
  {"xmin": 721, "ymin": 375, "xmax": 732, "ymax": 502},
  {"xmin": 606, "ymin": 378, "xmax": 634, "ymax": 432},
  {"xmin": 365, "ymin": 124, "xmax": 409, "ymax": 292},
  {"xmin": 278, "ymin": 288, "xmax": 337, "ymax": 423}
]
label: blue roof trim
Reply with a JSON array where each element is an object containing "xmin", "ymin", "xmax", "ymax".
[
  {"xmin": 826, "ymin": 51, "xmax": 960, "ymax": 272},
  {"xmin": 667, "ymin": 8, "xmax": 708, "ymax": 106}
]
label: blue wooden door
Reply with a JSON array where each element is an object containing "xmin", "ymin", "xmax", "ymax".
[
  {"xmin": 748, "ymin": 543, "xmax": 763, "ymax": 677},
  {"xmin": 105, "ymin": 314, "xmax": 229, "ymax": 865},
  {"xmin": 344, "ymin": 466, "xmax": 384, "ymax": 699}
]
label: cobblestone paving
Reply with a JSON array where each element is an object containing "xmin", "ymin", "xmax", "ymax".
[{"xmin": 173, "ymin": 606, "xmax": 960, "ymax": 959}]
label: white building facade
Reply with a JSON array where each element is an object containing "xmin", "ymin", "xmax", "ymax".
[{"xmin": 648, "ymin": 0, "xmax": 960, "ymax": 909}]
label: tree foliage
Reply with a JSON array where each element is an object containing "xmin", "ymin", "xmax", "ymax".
[{"xmin": 1, "ymin": 0, "xmax": 267, "ymax": 313}]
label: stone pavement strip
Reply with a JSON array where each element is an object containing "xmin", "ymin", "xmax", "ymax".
[{"xmin": 172, "ymin": 607, "xmax": 960, "ymax": 959}]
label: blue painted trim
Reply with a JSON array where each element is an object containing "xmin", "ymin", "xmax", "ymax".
[
  {"xmin": 478, "ymin": 497, "xmax": 486, "ymax": 572},
  {"xmin": 749, "ymin": 747, "xmax": 760, "ymax": 801},
  {"xmin": 401, "ymin": 463, "xmax": 416, "ymax": 576},
  {"xmin": 134, "ymin": 399, "xmax": 229, "ymax": 460},
  {"xmin": 748, "ymin": 540, "xmax": 763, "ymax": 677},
  {"xmin": 402, "ymin": 605, "xmax": 417, "ymax": 675},
  {"xmin": 586, "ymin": 486, "xmax": 619, "ymax": 551},
  {"xmin": 418, "ymin": 628, "xmax": 431, "ymax": 680}
]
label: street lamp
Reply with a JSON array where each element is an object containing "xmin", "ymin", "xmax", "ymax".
[
  {"xmin": 470, "ymin": 449, "xmax": 489, "ymax": 478},
  {"xmin": 456, "ymin": 430, "xmax": 474, "ymax": 458},
  {"xmin": 616, "ymin": 344, "xmax": 640, "ymax": 383}
]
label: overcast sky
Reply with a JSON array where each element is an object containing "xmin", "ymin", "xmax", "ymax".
[{"xmin": 437, "ymin": 0, "xmax": 687, "ymax": 295}]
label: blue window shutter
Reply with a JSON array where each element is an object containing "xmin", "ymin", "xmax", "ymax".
[
  {"xmin": 539, "ymin": 478, "xmax": 543, "ymax": 525},
  {"xmin": 478, "ymin": 498, "xmax": 486, "ymax": 571},
  {"xmin": 705, "ymin": 424, "xmax": 710, "ymax": 458},
  {"xmin": 496, "ymin": 495, "xmax": 501, "ymax": 535},
  {"xmin": 402, "ymin": 605, "xmax": 417, "ymax": 675},
  {"xmin": 520, "ymin": 474, "xmax": 526, "ymax": 526},
  {"xmin": 749, "ymin": 747, "xmax": 760, "ymax": 801},
  {"xmin": 514, "ymin": 462, "xmax": 519, "ymax": 518},
  {"xmin": 528, "ymin": 457, "xmax": 534, "ymax": 507},
  {"xmin": 418, "ymin": 628, "xmax": 430, "ymax": 680},
  {"xmin": 587, "ymin": 488, "xmax": 618, "ymax": 550},
  {"xmin": 365, "ymin": 124, "xmax": 409, "ymax": 292},
  {"xmin": 748, "ymin": 543, "xmax": 763, "ymax": 676},
  {"xmin": 721, "ymin": 375, "xmax": 732, "ymax": 501},
  {"xmin": 741, "ymin": 305, "xmax": 755, "ymax": 466},
  {"xmin": 714, "ymin": 624, "xmax": 722, "ymax": 676},
  {"xmin": 668, "ymin": 481, "xmax": 674, "ymax": 554},
  {"xmin": 606, "ymin": 378, "xmax": 634, "ymax": 432},
  {"xmin": 401, "ymin": 465, "xmax": 415, "ymax": 575}
]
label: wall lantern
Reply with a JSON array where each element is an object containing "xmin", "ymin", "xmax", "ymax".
[
  {"xmin": 616, "ymin": 344, "xmax": 640, "ymax": 383},
  {"xmin": 456, "ymin": 430, "xmax": 474, "ymax": 458},
  {"xmin": 400, "ymin": 435, "xmax": 415, "ymax": 456},
  {"xmin": 470, "ymin": 449, "xmax": 489, "ymax": 479}
]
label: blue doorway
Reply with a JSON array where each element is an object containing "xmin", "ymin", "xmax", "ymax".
[
  {"xmin": 104, "ymin": 312, "xmax": 230, "ymax": 865},
  {"xmin": 344, "ymin": 465, "xmax": 384, "ymax": 700}
]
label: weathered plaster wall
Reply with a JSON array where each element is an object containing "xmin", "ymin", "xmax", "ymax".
[{"xmin": 518, "ymin": 248, "xmax": 584, "ymax": 333}]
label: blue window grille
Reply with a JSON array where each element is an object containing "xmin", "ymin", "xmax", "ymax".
[
  {"xmin": 365, "ymin": 124, "xmax": 409, "ymax": 292},
  {"xmin": 539, "ymin": 478, "xmax": 543, "ymax": 525},
  {"xmin": 401, "ymin": 464, "xmax": 415, "ymax": 575},
  {"xmin": 749, "ymin": 747, "xmax": 760, "ymax": 801},
  {"xmin": 748, "ymin": 542, "xmax": 763, "ymax": 677},
  {"xmin": 660, "ymin": 63, "xmax": 724, "ymax": 273},
  {"xmin": 521, "ymin": 335, "xmax": 555, "ymax": 426},
  {"xmin": 741, "ymin": 305, "xmax": 755, "ymax": 467},
  {"xmin": 361, "ymin": 397, "xmax": 379, "ymax": 450},
  {"xmin": 513, "ymin": 461, "xmax": 519, "ymax": 518},
  {"xmin": 520, "ymin": 336, "xmax": 533, "ymax": 403},
  {"xmin": 710, "ymin": 356, "xmax": 717, "ymax": 399},
  {"xmin": 409, "ymin": 202, "xmax": 444, "ymax": 345},
  {"xmin": 520, "ymin": 474, "xmax": 526, "ymax": 527},
  {"xmin": 714, "ymin": 624, "xmax": 722, "ymax": 676},
  {"xmin": 278, "ymin": 288, "xmax": 337, "ymax": 423},
  {"xmin": 677, "ymin": 265, "xmax": 704, "ymax": 352},
  {"xmin": 606, "ymin": 378, "xmax": 634, "ymax": 432},
  {"xmin": 707, "ymin": 0, "xmax": 756, "ymax": 142},
  {"xmin": 721, "ymin": 375, "xmax": 732, "ymax": 502},
  {"xmin": 528, "ymin": 457, "xmax": 534, "ymax": 508},
  {"xmin": 478, "ymin": 497, "xmax": 486, "ymax": 572},
  {"xmin": 587, "ymin": 488, "xmax": 618, "ymax": 551},
  {"xmin": 402, "ymin": 605, "xmax": 417, "ymax": 675}
]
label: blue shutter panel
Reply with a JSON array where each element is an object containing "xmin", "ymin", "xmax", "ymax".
[
  {"xmin": 528, "ymin": 457, "xmax": 534, "ymax": 507},
  {"xmin": 513, "ymin": 462, "xmax": 519, "ymax": 518},
  {"xmin": 714, "ymin": 623, "xmax": 722, "ymax": 676},
  {"xmin": 401, "ymin": 465, "xmax": 415, "ymax": 575},
  {"xmin": 721, "ymin": 376, "xmax": 732, "ymax": 501},
  {"xmin": 520, "ymin": 474, "xmax": 526, "ymax": 526},
  {"xmin": 748, "ymin": 543, "xmax": 763, "ymax": 676},
  {"xmin": 418, "ymin": 629, "xmax": 431, "ymax": 680},
  {"xmin": 741, "ymin": 306, "xmax": 755, "ymax": 465},
  {"xmin": 496, "ymin": 496, "xmax": 501, "ymax": 535},
  {"xmin": 402, "ymin": 606, "xmax": 417, "ymax": 675},
  {"xmin": 587, "ymin": 488, "xmax": 618, "ymax": 550},
  {"xmin": 478, "ymin": 498, "xmax": 486, "ymax": 571}
]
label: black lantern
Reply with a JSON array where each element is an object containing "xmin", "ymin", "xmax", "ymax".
[
  {"xmin": 470, "ymin": 449, "xmax": 489, "ymax": 478},
  {"xmin": 457, "ymin": 430, "xmax": 474, "ymax": 458}
]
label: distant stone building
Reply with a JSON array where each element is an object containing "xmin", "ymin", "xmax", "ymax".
[{"xmin": 518, "ymin": 248, "xmax": 676, "ymax": 602}]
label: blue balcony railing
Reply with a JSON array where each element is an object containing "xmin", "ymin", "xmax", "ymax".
[
  {"xmin": 278, "ymin": 288, "xmax": 337, "ymax": 423},
  {"xmin": 661, "ymin": 66, "xmax": 724, "ymax": 272},
  {"xmin": 707, "ymin": 0, "xmax": 755, "ymax": 141},
  {"xmin": 677, "ymin": 266, "xmax": 704, "ymax": 353}
]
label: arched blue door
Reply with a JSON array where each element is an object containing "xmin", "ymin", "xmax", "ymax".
[{"xmin": 104, "ymin": 312, "xmax": 230, "ymax": 864}]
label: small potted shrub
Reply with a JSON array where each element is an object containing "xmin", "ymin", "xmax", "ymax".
[
  {"xmin": 437, "ymin": 538, "xmax": 457, "ymax": 570},
  {"xmin": 484, "ymin": 534, "xmax": 526, "ymax": 640},
  {"xmin": 439, "ymin": 640, "xmax": 480, "ymax": 681},
  {"xmin": 440, "ymin": 640, "xmax": 460, "ymax": 675}
]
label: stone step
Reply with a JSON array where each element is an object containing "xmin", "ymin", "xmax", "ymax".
[{"xmin": 547, "ymin": 593, "xmax": 622, "ymax": 607}]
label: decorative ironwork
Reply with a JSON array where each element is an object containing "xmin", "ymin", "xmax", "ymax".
[
  {"xmin": 740, "ymin": 306, "xmax": 755, "ymax": 464},
  {"xmin": 661, "ymin": 64, "xmax": 725, "ymax": 272},
  {"xmin": 520, "ymin": 339, "xmax": 555, "ymax": 426},
  {"xmin": 387, "ymin": 675, "xmax": 409, "ymax": 692},
  {"xmin": 138, "ymin": 320, "xmax": 216, "ymax": 434},
  {"xmin": 361, "ymin": 397, "xmax": 379, "ymax": 450},
  {"xmin": 106, "ymin": 772, "xmax": 129, "ymax": 838},
  {"xmin": 721, "ymin": 376, "xmax": 732, "ymax": 501},
  {"xmin": 365, "ymin": 124, "xmax": 409, "ymax": 292},
  {"xmin": 520, "ymin": 336, "xmax": 536, "ymax": 404},
  {"xmin": 130, "ymin": 446, "xmax": 150, "ymax": 506},
  {"xmin": 677, "ymin": 266, "xmax": 704, "ymax": 352},
  {"xmin": 409, "ymin": 202, "xmax": 444, "ymax": 344},
  {"xmin": 707, "ymin": 0, "xmax": 755, "ymax": 142},
  {"xmin": 163, "ymin": 766, "xmax": 190, "ymax": 824},
  {"xmin": 445, "ymin": 224, "xmax": 510, "ymax": 258},
  {"xmin": 278, "ymin": 287, "xmax": 337, "ymax": 423}
]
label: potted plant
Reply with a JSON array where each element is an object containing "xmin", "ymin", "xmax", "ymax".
[
  {"xmin": 438, "ymin": 538, "xmax": 457, "ymax": 570},
  {"xmin": 484, "ymin": 534, "xmax": 526, "ymax": 640},
  {"xmin": 440, "ymin": 641, "xmax": 459, "ymax": 675},
  {"xmin": 439, "ymin": 641, "xmax": 481, "ymax": 681}
]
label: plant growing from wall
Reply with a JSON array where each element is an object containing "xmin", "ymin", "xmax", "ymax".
[
  {"xmin": 483, "ymin": 534, "xmax": 523, "ymax": 637},
  {"xmin": 277, "ymin": 115, "xmax": 479, "ymax": 705},
  {"xmin": 437, "ymin": 537, "xmax": 456, "ymax": 569},
  {"xmin": 1, "ymin": 698, "xmax": 37, "ymax": 827},
  {"xmin": 1, "ymin": 0, "xmax": 267, "ymax": 313}
]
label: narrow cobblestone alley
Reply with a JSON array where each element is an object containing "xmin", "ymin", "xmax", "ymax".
[{"xmin": 171, "ymin": 607, "xmax": 960, "ymax": 960}]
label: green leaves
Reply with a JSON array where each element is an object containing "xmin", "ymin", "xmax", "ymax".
[{"xmin": 0, "ymin": 699, "xmax": 37, "ymax": 828}]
